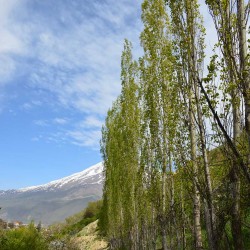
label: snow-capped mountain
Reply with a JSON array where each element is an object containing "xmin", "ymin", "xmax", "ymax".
[
  {"xmin": 0, "ymin": 162, "xmax": 104, "ymax": 225},
  {"xmin": 18, "ymin": 162, "xmax": 103, "ymax": 193}
]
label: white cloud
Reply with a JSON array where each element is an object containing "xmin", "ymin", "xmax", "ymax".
[
  {"xmin": 0, "ymin": 55, "xmax": 16, "ymax": 83},
  {"xmin": 0, "ymin": 29, "xmax": 23, "ymax": 54},
  {"xmin": 33, "ymin": 120, "xmax": 48, "ymax": 127},
  {"xmin": 78, "ymin": 116, "xmax": 104, "ymax": 129},
  {"xmin": 21, "ymin": 100, "xmax": 42, "ymax": 110},
  {"xmin": 0, "ymin": 0, "xmax": 25, "ymax": 54},
  {"xmin": 0, "ymin": 0, "xmax": 142, "ymax": 149},
  {"xmin": 53, "ymin": 118, "xmax": 68, "ymax": 125},
  {"xmin": 22, "ymin": 103, "xmax": 32, "ymax": 110},
  {"xmin": 0, "ymin": 0, "xmax": 221, "ymax": 152},
  {"xmin": 31, "ymin": 115, "xmax": 103, "ymax": 149},
  {"xmin": 66, "ymin": 129, "xmax": 101, "ymax": 149},
  {"xmin": 31, "ymin": 135, "xmax": 43, "ymax": 142},
  {"xmin": 0, "ymin": 0, "xmax": 143, "ymax": 112}
]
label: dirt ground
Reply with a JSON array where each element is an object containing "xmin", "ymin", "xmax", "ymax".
[{"xmin": 73, "ymin": 220, "xmax": 108, "ymax": 250}]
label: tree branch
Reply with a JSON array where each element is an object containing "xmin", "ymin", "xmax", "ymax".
[{"xmin": 197, "ymin": 77, "xmax": 250, "ymax": 183}]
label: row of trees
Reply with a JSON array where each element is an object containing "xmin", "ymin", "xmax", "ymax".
[{"xmin": 99, "ymin": 0, "xmax": 250, "ymax": 249}]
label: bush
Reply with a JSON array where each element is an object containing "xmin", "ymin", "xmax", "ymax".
[
  {"xmin": 49, "ymin": 200, "xmax": 103, "ymax": 238},
  {"xmin": 0, "ymin": 223, "xmax": 48, "ymax": 250},
  {"xmin": 83, "ymin": 200, "xmax": 102, "ymax": 219}
]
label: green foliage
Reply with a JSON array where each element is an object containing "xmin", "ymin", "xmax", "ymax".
[
  {"xmin": 83, "ymin": 200, "xmax": 102, "ymax": 219},
  {"xmin": 0, "ymin": 223, "xmax": 48, "ymax": 250},
  {"xmin": 49, "ymin": 200, "xmax": 102, "ymax": 239},
  {"xmin": 100, "ymin": 0, "xmax": 250, "ymax": 249},
  {"xmin": 243, "ymin": 213, "xmax": 250, "ymax": 250}
]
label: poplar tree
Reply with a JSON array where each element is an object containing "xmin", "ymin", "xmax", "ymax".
[
  {"xmin": 204, "ymin": 1, "xmax": 249, "ymax": 248},
  {"xmin": 100, "ymin": 40, "xmax": 141, "ymax": 249},
  {"xmin": 99, "ymin": 1, "xmax": 250, "ymax": 249},
  {"xmin": 140, "ymin": 0, "xmax": 177, "ymax": 248},
  {"xmin": 167, "ymin": 0, "xmax": 207, "ymax": 248}
]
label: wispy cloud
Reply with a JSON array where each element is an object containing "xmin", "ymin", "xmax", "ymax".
[
  {"xmin": 0, "ymin": 0, "xmax": 25, "ymax": 55},
  {"xmin": 21, "ymin": 100, "xmax": 42, "ymax": 110},
  {"xmin": 0, "ymin": 0, "xmax": 142, "ymax": 105},
  {"xmin": 66, "ymin": 129, "xmax": 101, "ymax": 149},
  {"xmin": 0, "ymin": 55, "xmax": 16, "ymax": 83},
  {"xmin": 33, "ymin": 120, "xmax": 48, "ymax": 127},
  {"xmin": 32, "ymin": 115, "xmax": 103, "ymax": 149},
  {"xmin": 53, "ymin": 118, "xmax": 68, "ymax": 125},
  {"xmin": 78, "ymin": 116, "xmax": 103, "ymax": 129},
  {"xmin": 0, "ymin": 0, "xmax": 142, "ymax": 148}
]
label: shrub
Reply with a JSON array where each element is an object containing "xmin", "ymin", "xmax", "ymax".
[
  {"xmin": 49, "ymin": 200, "xmax": 103, "ymax": 238},
  {"xmin": 83, "ymin": 200, "xmax": 102, "ymax": 219},
  {"xmin": 0, "ymin": 223, "xmax": 48, "ymax": 250}
]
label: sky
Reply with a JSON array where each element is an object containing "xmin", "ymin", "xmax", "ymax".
[
  {"xmin": 0, "ymin": 0, "xmax": 143, "ymax": 190},
  {"xmin": 0, "ymin": 0, "xmax": 217, "ymax": 190}
]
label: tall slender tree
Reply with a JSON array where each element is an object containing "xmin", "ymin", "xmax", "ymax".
[
  {"xmin": 140, "ymin": 0, "xmax": 177, "ymax": 248},
  {"xmin": 204, "ymin": 1, "xmax": 249, "ymax": 248},
  {"xmin": 99, "ymin": 1, "xmax": 250, "ymax": 249}
]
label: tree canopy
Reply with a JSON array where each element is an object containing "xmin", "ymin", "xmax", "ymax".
[{"xmin": 99, "ymin": 1, "xmax": 250, "ymax": 249}]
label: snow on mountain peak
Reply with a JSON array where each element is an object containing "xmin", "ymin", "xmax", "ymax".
[{"xmin": 18, "ymin": 162, "xmax": 104, "ymax": 193}]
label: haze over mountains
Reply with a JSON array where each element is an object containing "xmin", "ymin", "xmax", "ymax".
[{"xmin": 0, "ymin": 162, "xmax": 104, "ymax": 225}]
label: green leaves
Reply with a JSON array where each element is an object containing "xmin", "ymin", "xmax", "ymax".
[
  {"xmin": 0, "ymin": 223, "xmax": 48, "ymax": 250},
  {"xmin": 100, "ymin": 0, "xmax": 250, "ymax": 248}
]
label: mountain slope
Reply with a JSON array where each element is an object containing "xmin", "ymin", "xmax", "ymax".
[
  {"xmin": 72, "ymin": 220, "xmax": 108, "ymax": 250},
  {"xmin": 0, "ymin": 162, "xmax": 104, "ymax": 225}
]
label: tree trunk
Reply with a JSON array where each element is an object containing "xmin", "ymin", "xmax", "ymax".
[
  {"xmin": 189, "ymin": 100, "xmax": 203, "ymax": 250},
  {"xmin": 162, "ymin": 169, "xmax": 168, "ymax": 250},
  {"xmin": 169, "ymin": 154, "xmax": 180, "ymax": 249},
  {"xmin": 229, "ymin": 1, "xmax": 248, "ymax": 249},
  {"xmin": 195, "ymin": 82, "xmax": 217, "ymax": 249},
  {"xmin": 231, "ymin": 89, "xmax": 243, "ymax": 249},
  {"xmin": 231, "ymin": 166, "xmax": 242, "ymax": 250},
  {"xmin": 181, "ymin": 184, "xmax": 187, "ymax": 250},
  {"xmin": 237, "ymin": 0, "xmax": 250, "ymax": 168},
  {"xmin": 186, "ymin": 0, "xmax": 203, "ymax": 247}
]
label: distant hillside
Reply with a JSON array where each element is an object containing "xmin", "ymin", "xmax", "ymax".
[{"xmin": 0, "ymin": 162, "xmax": 104, "ymax": 225}]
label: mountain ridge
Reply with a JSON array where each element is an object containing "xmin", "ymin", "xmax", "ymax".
[
  {"xmin": 19, "ymin": 162, "xmax": 103, "ymax": 192},
  {"xmin": 0, "ymin": 162, "xmax": 104, "ymax": 225}
]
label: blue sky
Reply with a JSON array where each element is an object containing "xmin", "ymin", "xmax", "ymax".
[{"xmin": 0, "ymin": 0, "xmax": 143, "ymax": 189}]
